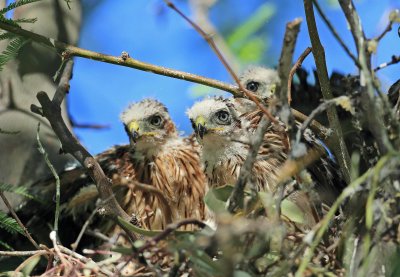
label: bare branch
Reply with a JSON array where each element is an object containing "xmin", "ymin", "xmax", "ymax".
[
  {"xmin": 338, "ymin": 0, "xmax": 393, "ymax": 154},
  {"xmin": 163, "ymin": 0, "xmax": 279, "ymax": 124},
  {"xmin": 228, "ymin": 116, "xmax": 271, "ymax": 213},
  {"xmin": 277, "ymin": 17, "xmax": 303, "ymax": 105},
  {"xmin": 30, "ymin": 60, "xmax": 138, "ymax": 242},
  {"xmin": 287, "ymin": 47, "xmax": 312, "ymax": 104},
  {"xmin": 303, "ymin": 0, "xmax": 351, "ymax": 184},
  {"xmin": 137, "ymin": 218, "xmax": 206, "ymax": 253},
  {"xmin": 0, "ymin": 191, "xmax": 41, "ymax": 250},
  {"xmin": 312, "ymin": 0, "xmax": 360, "ymax": 67},
  {"xmin": 0, "ymin": 21, "xmax": 238, "ymax": 95}
]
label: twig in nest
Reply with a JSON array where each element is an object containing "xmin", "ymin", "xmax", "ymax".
[
  {"xmin": 36, "ymin": 123, "xmax": 61, "ymax": 234},
  {"xmin": 138, "ymin": 218, "xmax": 206, "ymax": 253},
  {"xmin": 294, "ymin": 96, "xmax": 349, "ymax": 147},
  {"xmin": 294, "ymin": 154, "xmax": 394, "ymax": 276},
  {"xmin": 338, "ymin": 0, "xmax": 393, "ymax": 155},
  {"xmin": 0, "ymin": 191, "xmax": 41, "ymax": 250},
  {"xmin": 287, "ymin": 47, "xmax": 312, "ymax": 105},
  {"xmin": 71, "ymin": 206, "xmax": 98, "ymax": 251},
  {"xmin": 227, "ymin": 116, "xmax": 271, "ymax": 213}
]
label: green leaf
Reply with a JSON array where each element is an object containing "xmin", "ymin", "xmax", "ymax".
[
  {"xmin": 22, "ymin": 255, "xmax": 41, "ymax": 276},
  {"xmin": 0, "ymin": 240, "xmax": 13, "ymax": 251},
  {"xmin": 0, "ymin": 211, "xmax": 24, "ymax": 235},
  {"xmin": 281, "ymin": 199, "xmax": 305, "ymax": 224},
  {"xmin": 204, "ymin": 185, "xmax": 233, "ymax": 213},
  {"xmin": 0, "ymin": 36, "xmax": 29, "ymax": 71},
  {"xmin": 0, "ymin": 0, "xmax": 42, "ymax": 14},
  {"xmin": 0, "ymin": 183, "xmax": 37, "ymax": 200},
  {"xmin": 233, "ymin": 270, "xmax": 253, "ymax": 277},
  {"xmin": 14, "ymin": 18, "xmax": 37, "ymax": 24},
  {"xmin": 227, "ymin": 3, "xmax": 275, "ymax": 47},
  {"xmin": 258, "ymin": 192, "xmax": 305, "ymax": 224},
  {"xmin": 237, "ymin": 38, "xmax": 267, "ymax": 63}
]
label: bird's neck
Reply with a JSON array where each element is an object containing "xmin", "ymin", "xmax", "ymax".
[{"xmin": 201, "ymin": 135, "xmax": 247, "ymax": 168}]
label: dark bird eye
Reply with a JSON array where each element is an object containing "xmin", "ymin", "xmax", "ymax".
[
  {"xmin": 246, "ymin": 81, "xmax": 259, "ymax": 92},
  {"xmin": 216, "ymin": 110, "xmax": 230, "ymax": 123},
  {"xmin": 150, "ymin": 115, "xmax": 162, "ymax": 126}
]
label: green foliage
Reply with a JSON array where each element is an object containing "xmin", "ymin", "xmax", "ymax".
[
  {"xmin": 0, "ymin": 211, "xmax": 23, "ymax": 235},
  {"xmin": 0, "ymin": 240, "xmax": 13, "ymax": 251},
  {"xmin": 227, "ymin": 3, "xmax": 276, "ymax": 63},
  {"xmin": 0, "ymin": 183, "xmax": 37, "ymax": 201},
  {"xmin": 0, "ymin": 36, "xmax": 29, "ymax": 71},
  {"xmin": 0, "ymin": 0, "xmax": 42, "ymax": 15},
  {"xmin": 204, "ymin": 185, "xmax": 233, "ymax": 213}
]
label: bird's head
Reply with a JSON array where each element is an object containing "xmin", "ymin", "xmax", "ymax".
[
  {"xmin": 187, "ymin": 97, "xmax": 250, "ymax": 144},
  {"xmin": 239, "ymin": 66, "xmax": 280, "ymax": 100},
  {"xmin": 120, "ymin": 99, "xmax": 177, "ymax": 150}
]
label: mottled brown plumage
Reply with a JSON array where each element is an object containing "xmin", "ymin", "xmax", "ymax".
[{"xmin": 187, "ymin": 97, "xmax": 317, "ymax": 227}]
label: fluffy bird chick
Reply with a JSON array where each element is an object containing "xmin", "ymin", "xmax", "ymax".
[
  {"xmin": 96, "ymin": 99, "xmax": 208, "ymax": 230},
  {"xmin": 187, "ymin": 97, "xmax": 288, "ymax": 190},
  {"xmin": 239, "ymin": 65, "xmax": 346, "ymax": 206},
  {"xmin": 187, "ymin": 97, "xmax": 316, "ymax": 227},
  {"xmin": 239, "ymin": 66, "xmax": 280, "ymax": 100}
]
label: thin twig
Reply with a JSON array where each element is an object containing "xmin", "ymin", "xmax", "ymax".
[
  {"xmin": 138, "ymin": 218, "xmax": 206, "ymax": 252},
  {"xmin": 36, "ymin": 123, "xmax": 61, "ymax": 234},
  {"xmin": 373, "ymin": 16, "xmax": 395, "ymax": 42},
  {"xmin": 287, "ymin": 47, "xmax": 312, "ymax": 104},
  {"xmin": 70, "ymin": 206, "xmax": 98, "ymax": 251},
  {"xmin": 312, "ymin": 0, "xmax": 360, "ymax": 67},
  {"xmin": 294, "ymin": 96, "xmax": 348, "ymax": 147},
  {"xmin": 374, "ymin": 55, "xmax": 400, "ymax": 72},
  {"xmin": 303, "ymin": 0, "xmax": 351, "ymax": 184},
  {"xmin": 227, "ymin": 116, "xmax": 271, "ymax": 213},
  {"xmin": 294, "ymin": 154, "xmax": 393, "ymax": 276},
  {"xmin": 0, "ymin": 250, "xmax": 48, "ymax": 256},
  {"xmin": 0, "ymin": 21, "xmax": 238, "ymax": 95},
  {"xmin": 277, "ymin": 18, "xmax": 302, "ymax": 106},
  {"xmin": 59, "ymin": 245, "xmax": 114, "ymax": 276},
  {"xmin": 0, "ymin": 191, "xmax": 40, "ymax": 250},
  {"xmin": 163, "ymin": 0, "xmax": 278, "ymax": 124},
  {"xmin": 338, "ymin": 0, "xmax": 393, "ymax": 154}
]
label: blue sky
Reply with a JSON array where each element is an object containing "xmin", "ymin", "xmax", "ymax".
[{"xmin": 69, "ymin": 0, "xmax": 399, "ymax": 154}]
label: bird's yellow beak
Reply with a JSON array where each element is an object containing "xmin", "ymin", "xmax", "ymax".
[
  {"xmin": 128, "ymin": 120, "xmax": 140, "ymax": 143},
  {"xmin": 195, "ymin": 116, "xmax": 207, "ymax": 139}
]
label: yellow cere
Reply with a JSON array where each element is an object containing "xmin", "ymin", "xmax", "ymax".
[
  {"xmin": 195, "ymin": 116, "xmax": 206, "ymax": 127},
  {"xmin": 128, "ymin": 121, "xmax": 139, "ymax": 132}
]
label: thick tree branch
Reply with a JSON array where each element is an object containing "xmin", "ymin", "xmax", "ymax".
[
  {"xmin": 303, "ymin": 0, "xmax": 351, "ymax": 184},
  {"xmin": 30, "ymin": 60, "xmax": 137, "ymax": 241}
]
